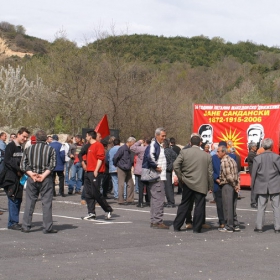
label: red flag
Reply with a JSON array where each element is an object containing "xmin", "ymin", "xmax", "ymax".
[{"xmin": 95, "ymin": 115, "xmax": 110, "ymax": 138}]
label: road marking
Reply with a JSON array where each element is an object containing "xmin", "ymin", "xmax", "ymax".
[
  {"xmin": 0, "ymin": 228, "xmax": 8, "ymax": 230},
  {"xmin": 19, "ymin": 211, "xmax": 132, "ymax": 224},
  {"xmin": 55, "ymin": 200, "xmax": 273, "ymax": 213}
]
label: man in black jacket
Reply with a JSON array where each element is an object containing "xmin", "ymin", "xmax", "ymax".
[
  {"xmin": 113, "ymin": 137, "xmax": 136, "ymax": 205},
  {"xmin": 170, "ymin": 137, "xmax": 181, "ymax": 156},
  {"xmin": 3, "ymin": 127, "xmax": 30, "ymax": 230},
  {"xmin": 163, "ymin": 139, "xmax": 177, "ymax": 208},
  {"xmin": 247, "ymin": 142, "xmax": 258, "ymax": 208}
]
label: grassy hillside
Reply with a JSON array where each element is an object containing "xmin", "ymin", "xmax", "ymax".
[
  {"xmin": 0, "ymin": 22, "xmax": 49, "ymax": 56},
  {"xmin": 88, "ymin": 34, "xmax": 280, "ymax": 67}
]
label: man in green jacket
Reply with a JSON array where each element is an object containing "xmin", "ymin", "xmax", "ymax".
[{"xmin": 173, "ymin": 135, "xmax": 213, "ymax": 233}]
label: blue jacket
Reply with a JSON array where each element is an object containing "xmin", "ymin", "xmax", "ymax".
[
  {"xmin": 113, "ymin": 144, "xmax": 133, "ymax": 171},
  {"xmin": 212, "ymin": 153, "xmax": 237, "ymax": 192},
  {"xmin": 49, "ymin": 141, "xmax": 65, "ymax": 171},
  {"xmin": 106, "ymin": 145, "xmax": 120, "ymax": 173},
  {"xmin": 142, "ymin": 139, "xmax": 160, "ymax": 169}
]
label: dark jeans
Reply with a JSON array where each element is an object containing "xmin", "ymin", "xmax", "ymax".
[
  {"xmin": 7, "ymin": 196, "xmax": 22, "ymax": 227},
  {"xmin": 84, "ymin": 172, "xmax": 113, "ymax": 214},
  {"xmin": 144, "ymin": 183, "xmax": 151, "ymax": 204},
  {"xmin": 214, "ymin": 187, "xmax": 225, "ymax": 225},
  {"xmin": 174, "ymin": 183, "xmax": 206, "ymax": 232},
  {"xmin": 52, "ymin": 171, "xmax": 65, "ymax": 195},
  {"xmin": 135, "ymin": 175, "xmax": 144, "ymax": 204}
]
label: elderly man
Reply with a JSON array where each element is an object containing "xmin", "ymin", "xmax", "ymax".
[
  {"xmin": 217, "ymin": 145, "xmax": 240, "ymax": 233},
  {"xmin": 113, "ymin": 136, "xmax": 136, "ymax": 205},
  {"xmin": 20, "ymin": 130, "xmax": 57, "ymax": 234},
  {"xmin": 251, "ymin": 138, "xmax": 280, "ymax": 233},
  {"xmin": 173, "ymin": 135, "xmax": 213, "ymax": 233},
  {"xmin": 142, "ymin": 128, "xmax": 169, "ymax": 229},
  {"xmin": 247, "ymin": 124, "xmax": 264, "ymax": 150}
]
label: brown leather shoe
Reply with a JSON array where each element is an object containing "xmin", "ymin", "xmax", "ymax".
[
  {"xmin": 0, "ymin": 211, "xmax": 3, "ymax": 215},
  {"xmin": 154, "ymin": 223, "xmax": 169, "ymax": 229},
  {"xmin": 202, "ymin": 224, "xmax": 211, "ymax": 229},
  {"xmin": 185, "ymin": 223, "xmax": 193, "ymax": 229}
]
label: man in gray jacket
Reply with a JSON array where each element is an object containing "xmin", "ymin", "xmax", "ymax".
[
  {"xmin": 173, "ymin": 135, "xmax": 213, "ymax": 233},
  {"xmin": 251, "ymin": 138, "xmax": 280, "ymax": 233}
]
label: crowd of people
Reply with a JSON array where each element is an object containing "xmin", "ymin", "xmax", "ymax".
[{"xmin": 0, "ymin": 126, "xmax": 280, "ymax": 234}]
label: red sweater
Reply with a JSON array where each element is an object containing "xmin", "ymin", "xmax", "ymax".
[{"xmin": 86, "ymin": 141, "xmax": 105, "ymax": 173}]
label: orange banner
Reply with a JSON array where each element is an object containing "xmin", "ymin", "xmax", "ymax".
[{"xmin": 193, "ymin": 104, "xmax": 280, "ymax": 166}]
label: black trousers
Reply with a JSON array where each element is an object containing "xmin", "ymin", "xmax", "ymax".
[
  {"xmin": 185, "ymin": 196, "xmax": 194, "ymax": 224},
  {"xmin": 214, "ymin": 187, "xmax": 225, "ymax": 225},
  {"xmin": 52, "ymin": 171, "xmax": 65, "ymax": 195},
  {"xmin": 164, "ymin": 171, "xmax": 175, "ymax": 205},
  {"xmin": 135, "ymin": 175, "xmax": 151, "ymax": 204},
  {"xmin": 84, "ymin": 172, "xmax": 113, "ymax": 214},
  {"xmin": 174, "ymin": 183, "xmax": 206, "ymax": 232},
  {"xmin": 101, "ymin": 172, "xmax": 111, "ymax": 197}
]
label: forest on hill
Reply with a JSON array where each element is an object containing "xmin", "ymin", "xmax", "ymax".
[{"xmin": 1, "ymin": 21, "xmax": 280, "ymax": 143}]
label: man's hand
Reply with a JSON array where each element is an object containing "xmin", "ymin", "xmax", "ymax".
[
  {"xmin": 94, "ymin": 170, "xmax": 98, "ymax": 178},
  {"xmin": 156, "ymin": 166, "xmax": 162, "ymax": 173},
  {"xmin": 36, "ymin": 170, "xmax": 51, "ymax": 182},
  {"xmin": 216, "ymin": 179, "xmax": 221, "ymax": 184},
  {"xmin": 36, "ymin": 174, "xmax": 45, "ymax": 182},
  {"xmin": 27, "ymin": 171, "xmax": 37, "ymax": 182},
  {"xmin": 82, "ymin": 161, "xmax": 87, "ymax": 171},
  {"xmin": 235, "ymin": 186, "xmax": 240, "ymax": 192}
]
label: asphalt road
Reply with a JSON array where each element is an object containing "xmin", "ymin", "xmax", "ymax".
[{"xmin": 0, "ymin": 186, "xmax": 279, "ymax": 280}]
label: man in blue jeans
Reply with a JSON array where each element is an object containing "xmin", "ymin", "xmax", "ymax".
[
  {"xmin": 68, "ymin": 135, "xmax": 83, "ymax": 195},
  {"xmin": 107, "ymin": 138, "xmax": 120, "ymax": 199},
  {"xmin": 2, "ymin": 127, "xmax": 30, "ymax": 230},
  {"xmin": 49, "ymin": 135, "xmax": 65, "ymax": 197}
]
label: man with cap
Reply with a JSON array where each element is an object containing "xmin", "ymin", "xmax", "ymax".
[
  {"xmin": 216, "ymin": 143, "xmax": 240, "ymax": 232},
  {"xmin": 49, "ymin": 134, "xmax": 66, "ymax": 197},
  {"xmin": 212, "ymin": 141, "xmax": 240, "ymax": 231}
]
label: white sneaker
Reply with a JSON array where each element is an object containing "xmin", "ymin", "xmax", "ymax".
[
  {"xmin": 81, "ymin": 213, "xmax": 96, "ymax": 220},
  {"xmin": 218, "ymin": 227, "xmax": 233, "ymax": 233},
  {"xmin": 105, "ymin": 212, "xmax": 112, "ymax": 220}
]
